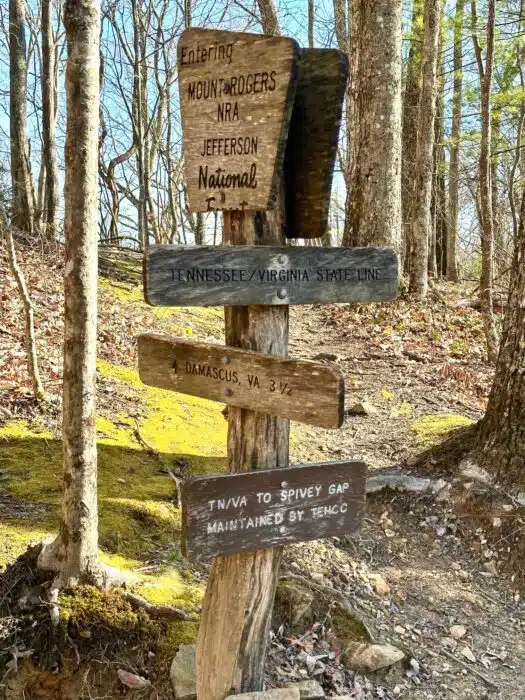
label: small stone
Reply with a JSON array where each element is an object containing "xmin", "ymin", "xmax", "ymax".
[
  {"xmin": 394, "ymin": 625, "xmax": 406, "ymax": 635},
  {"xmin": 393, "ymin": 686, "xmax": 401, "ymax": 697},
  {"xmin": 451, "ymin": 562, "xmax": 461, "ymax": 571},
  {"xmin": 384, "ymin": 528, "xmax": 396, "ymax": 538},
  {"xmin": 493, "ymin": 517, "xmax": 502, "ymax": 528},
  {"xmin": 170, "ymin": 645, "xmax": 196, "ymax": 699},
  {"xmin": 117, "ymin": 478, "xmax": 126, "ymax": 484},
  {"xmin": 344, "ymin": 642, "xmax": 405, "ymax": 673},
  {"xmin": 484, "ymin": 559, "xmax": 498, "ymax": 575},
  {"xmin": 450, "ymin": 625, "xmax": 467, "ymax": 640},
  {"xmin": 313, "ymin": 352, "xmax": 339, "ymax": 362},
  {"xmin": 347, "ymin": 401, "xmax": 378, "ymax": 416},
  {"xmin": 461, "ymin": 646, "xmax": 476, "ymax": 663},
  {"xmin": 374, "ymin": 575, "xmax": 391, "ymax": 596},
  {"xmin": 117, "ymin": 670, "xmax": 151, "ymax": 690},
  {"xmin": 285, "ymin": 679, "xmax": 324, "ymax": 699},
  {"xmin": 310, "ymin": 572, "xmax": 326, "ymax": 584}
]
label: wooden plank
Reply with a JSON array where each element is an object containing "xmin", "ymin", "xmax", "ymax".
[
  {"xmin": 182, "ymin": 460, "xmax": 368, "ymax": 560},
  {"xmin": 285, "ymin": 48, "xmax": 349, "ymax": 240},
  {"xmin": 138, "ymin": 334, "xmax": 344, "ymax": 429},
  {"xmin": 177, "ymin": 28, "xmax": 299, "ymax": 213},
  {"xmin": 144, "ymin": 245, "xmax": 398, "ymax": 306}
]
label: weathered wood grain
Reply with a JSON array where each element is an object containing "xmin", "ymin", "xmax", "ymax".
[
  {"xmin": 195, "ymin": 196, "xmax": 291, "ymax": 698},
  {"xmin": 182, "ymin": 460, "xmax": 368, "ymax": 560},
  {"xmin": 178, "ymin": 28, "xmax": 298, "ymax": 212},
  {"xmin": 285, "ymin": 48, "xmax": 349, "ymax": 240},
  {"xmin": 144, "ymin": 245, "xmax": 398, "ymax": 306},
  {"xmin": 138, "ymin": 334, "xmax": 344, "ymax": 429}
]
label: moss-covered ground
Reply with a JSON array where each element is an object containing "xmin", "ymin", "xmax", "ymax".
[{"xmin": 1, "ymin": 264, "xmax": 230, "ymax": 654}]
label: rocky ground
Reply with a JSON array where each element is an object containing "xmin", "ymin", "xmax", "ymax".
[{"xmin": 1, "ymin": 242, "xmax": 524, "ymax": 699}]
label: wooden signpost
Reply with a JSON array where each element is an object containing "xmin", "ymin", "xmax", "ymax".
[
  {"xmin": 178, "ymin": 28, "xmax": 299, "ymax": 212},
  {"xmin": 138, "ymin": 26, "xmax": 399, "ymax": 700},
  {"xmin": 285, "ymin": 49, "xmax": 349, "ymax": 240},
  {"xmin": 138, "ymin": 334, "xmax": 344, "ymax": 428},
  {"xmin": 182, "ymin": 460, "xmax": 367, "ymax": 559},
  {"xmin": 144, "ymin": 245, "xmax": 398, "ymax": 306}
]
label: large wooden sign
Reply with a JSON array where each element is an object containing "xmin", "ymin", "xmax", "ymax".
[
  {"xmin": 285, "ymin": 49, "xmax": 349, "ymax": 240},
  {"xmin": 182, "ymin": 460, "xmax": 368, "ymax": 560},
  {"xmin": 138, "ymin": 334, "xmax": 344, "ymax": 429},
  {"xmin": 178, "ymin": 28, "xmax": 298, "ymax": 213},
  {"xmin": 144, "ymin": 245, "xmax": 398, "ymax": 306}
]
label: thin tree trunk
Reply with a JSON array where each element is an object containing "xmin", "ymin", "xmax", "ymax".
[
  {"xmin": 106, "ymin": 144, "xmax": 137, "ymax": 244},
  {"xmin": 447, "ymin": 0, "xmax": 464, "ymax": 281},
  {"xmin": 472, "ymin": 0, "xmax": 499, "ymax": 362},
  {"xmin": 42, "ymin": 0, "xmax": 59, "ymax": 241},
  {"xmin": 433, "ymin": 40, "xmax": 447, "ymax": 278},
  {"xmin": 308, "ymin": 0, "xmax": 314, "ymax": 48},
  {"xmin": 333, "ymin": 0, "xmax": 356, "ymax": 247},
  {"xmin": 39, "ymin": 0, "xmax": 101, "ymax": 585},
  {"xmin": 409, "ymin": 0, "xmax": 442, "ymax": 298},
  {"xmin": 1, "ymin": 209, "xmax": 44, "ymax": 399},
  {"xmin": 474, "ymin": 188, "xmax": 525, "ymax": 485},
  {"xmin": 402, "ymin": 0, "xmax": 424, "ymax": 274},
  {"xmin": 343, "ymin": 0, "xmax": 403, "ymax": 253},
  {"xmin": 9, "ymin": 0, "xmax": 34, "ymax": 234}
]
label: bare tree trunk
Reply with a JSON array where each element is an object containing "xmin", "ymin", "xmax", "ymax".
[
  {"xmin": 472, "ymin": 0, "xmax": 499, "ymax": 362},
  {"xmin": 1, "ymin": 210, "xmax": 44, "ymax": 399},
  {"xmin": 39, "ymin": 0, "xmax": 101, "ymax": 586},
  {"xmin": 433, "ymin": 40, "xmax": 447, "ymax": 278},
  {"xmin": 343, "ymin": 0, "xmax": 403, "ymax": 253},
  {"xmin": 402, "ymin": 0, "xmax": 424, "ymax": 274},
  {"xmin": 333, "ymin": 0, "xmax": 356, "ymax": 246},
  {"xmin": 447, "ymin": 0, "xmax": 464, "ymax": 281},
  {"xmin": 106, "ymin": 145, "xmax": 137, "ymax": 244},
  {"xmin": 473, "ymin": 188, "xmax": 525, "ymax": 485},
  {"xmin": 132, "ymin": 0, "xmax": 147, "ymax": 250},
  {"xmin": 308, "ymin": 0, "xmax": 314, "ymax": 48},
  {"xmin": 9, "ymin": 0, "xmax": 34, "ymax": 234},
  {"xmin": 42, "ymin": 0, "xmax": 59, "ymax": 240},
  {"xmin": 409, "ymin": 0, "xmax": 442, "ymax": 298}
]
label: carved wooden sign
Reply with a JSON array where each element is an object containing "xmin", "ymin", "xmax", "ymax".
[
  {"xmin": 177, "ymin": 27, "xmax": 299, "ymax": 213},
  {"xmin": 181, "ymin": 460, "xmax": 368, "ymax": 560},
  {"xmin": 285, "ymin": 48, "xmax": 349, "ymax": 240},
  {"xmin": 138, "ymin": 334, "xmax": 344, "ymax": 429},
  {"xmin": 145, "ymin": 245, "xmax": 398, "ymax": 307}
]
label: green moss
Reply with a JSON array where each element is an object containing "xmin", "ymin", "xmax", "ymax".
[
  {"xmin": 411, "ymin": 413, "xmax": 473, "ymax": 439},
  {"xmin": 157, "ymin": 621, "xmax": 199, "ymax": 660},
  {"xmin": 0, "ymin": 420, "xmax": 53, "ymax": 440},
  {"xmin": 59, "ymin": 585, "xmax": 155, "ymax": 633},
  {"xmin": 98, "ymin": 278, "xmax": 224, "ymax": 338}
]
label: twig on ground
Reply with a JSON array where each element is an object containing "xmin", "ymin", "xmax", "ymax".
[
  {"xmin": 439, "ymin": 647, "xmax": 499, "ymax": 691},
  {"xmin": 124, "ymin": 592, "xmax": 192, "ymax": 620}
]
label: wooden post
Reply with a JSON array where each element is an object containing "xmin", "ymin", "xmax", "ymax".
[{"xmin": 195, "ymin": 189, "xmax": 289, "ymax": 698}]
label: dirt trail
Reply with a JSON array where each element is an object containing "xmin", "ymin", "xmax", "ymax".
[{"xmin": 277, "ymin": 300, "xmax": 524, "ymax": 699}]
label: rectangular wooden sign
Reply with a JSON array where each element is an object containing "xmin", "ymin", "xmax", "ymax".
[
  {"xmin": 181, "ymin": 460, "xmax": 368, "ymax": 560},
  {"xmin": 285, "ymin": 48, "xmax": 349, "ymax": 240},
  {"xmin": 144, "ymin": 245, "xmax": 398, "ymax": 307},
  {"xmin": 138, "ymin": 334, "xmax": 344, "ymax": 429},
  {"xmin": 177, "ymin": 27, "xmax": 299, "ymax": 213}
]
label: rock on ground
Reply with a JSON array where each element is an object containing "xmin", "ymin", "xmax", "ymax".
[
  {"xmin": 224, "ymin": 690, "xmax": 300, "ymax": 700},
  {"xmin": 285, "ymin": 679, "xmax": 325, "ymax": 699},
  {"xmin": 343, "ymin": 642, "xmax": 405, "ymax": 674},
  {"xmin": 170, "ymin": 644, "xmax": 196, "ymax": 700}
]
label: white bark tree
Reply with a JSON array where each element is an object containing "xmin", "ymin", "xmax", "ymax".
[{"xmin": 38, "ymin": 0, "xmax": 102, "ymax": 586}]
